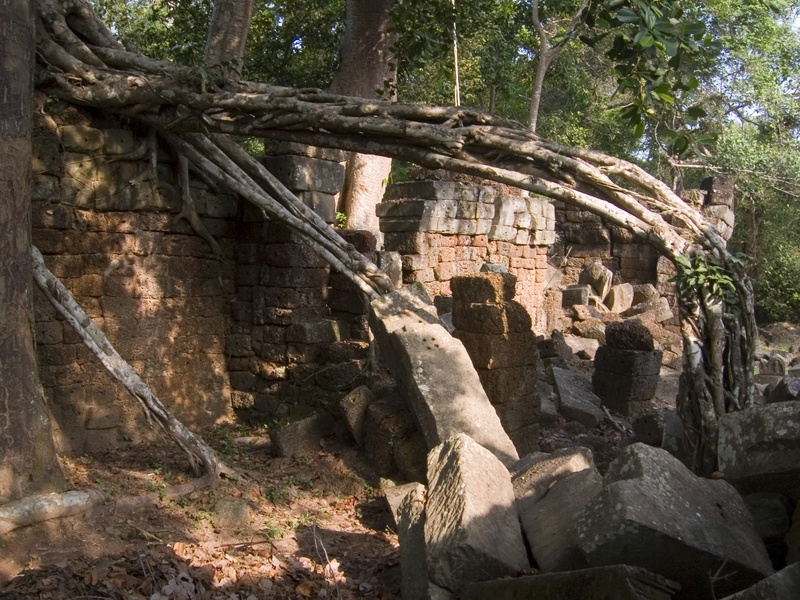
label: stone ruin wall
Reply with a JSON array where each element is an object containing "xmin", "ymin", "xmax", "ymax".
[
  {"xmin": 31, "ymin": 105, "xmax": 736, "ymax": 457},
  {"xmin": 378, "ymin": 181, "xmax": 560, "ymax": 335},
  {"xmin": 552, "ymin": 175, "xmax": 736, "ymax": 308},
  {"xmin": 31, "ymin": 108, "xmax": 374, "ymax": 455}
]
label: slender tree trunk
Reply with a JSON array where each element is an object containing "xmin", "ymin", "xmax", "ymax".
[
  {"xmin": 329, "ymin": 0, "xmax": 395, "ymax": 244},
  {"xmin": 0, "ymin": 0, "xmax": 66, "ymax": 504},
  {"xmin": 204, "ymin": 0, "xmax": 254, "ymax": 83}
]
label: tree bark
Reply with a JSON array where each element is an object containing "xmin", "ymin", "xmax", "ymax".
[
  {"xmin": 204, "ymin": 0, "xmax": 254, "ymax": 83},
  {"xmin": 328, "ymin": 0, "xmax": 395, "ymax": 243},
  {"xmin": 0, "ymin": 0, "xmax": 66, "ymax": 504}
]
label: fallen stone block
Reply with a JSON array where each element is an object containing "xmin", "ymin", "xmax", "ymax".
[
  {"xmin": 720, "ymin": 563, "xmax": 800, "ymax": 600},
  {"xmin": 593, "ymin": 347, "xmax": 662, "ymax": 411},
  {"xmin": 767, "ymin": 377, "xmax": 800, "ymax": 404},
  {"xmin": 393, "ymin": 324, "xmax": 519, "ymax": 466},
  {"xmin": 579, "ymin": 261, "xmax": 614, "ymax": 300},
  {"xmin": 577, "ymin": 443, "xmax": 774, "ymax": 599},
  {"xmin": 787, "ymin": 503, "xmax": 800, "ymax": 564},
  {"xmin": 551, "ymin": 366, "xmax": 605, "ymax": 429},
  {"xmin": 461, "ymin": 565, "xmax": 680, "ymax": 600},
  {"xmin": 339, "ymin": 385, "xmax": 374, "ymax": 445},
  {"xmin": 520, "ymin": 467, "xmax": 603, "ymax": 572},
  {"xmin": 425, "ymin": 434, "xmax": 529, "ymax": 592},
  {"xmin": 632, "ymin": 409, "xmax": 685, "ymax": 461},
  {"xmin": 270, "ymin": 413, "xmax": 335, "ymax": 457},
  {"xmin": 562, "ymin": 284, "xmax": 592, "ymax": 307},
  {"xmin": 450, "ymin": 272, "xmax": 517, "ymax": 303},
  {"xmin": 396, "ymin": 483, "xmax": 440, "ymax": 600},
  {"xmin": 370, "ymin": 288, "xmax": 519, "ymax": 467},
  {"xmin": 605, "ymin": 319, "xmax": 656, "ymax": 350},
  {"xmin": 744, "ymin": 491, "xmax": 793, "ymax": 567},
  {"xmin": 717, "ymin": 402, "xmax": 800, "ymax": 499},
  {"xmin": 512, "ymin": 446, "xmax": 596, "ymax": 504},
  {"xmin": 363, "ymin": 394, "xmax": 417, "ymax": 477},
  {"xmin": 605, "ymin": 283, "xmax": 635, "ymax": 313}
]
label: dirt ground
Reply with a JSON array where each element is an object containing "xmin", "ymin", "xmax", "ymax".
[{"xmin": 0, "ymin": 425, "xmax": 401, "ymax": 599}]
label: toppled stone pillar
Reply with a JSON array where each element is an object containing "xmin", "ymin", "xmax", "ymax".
[
  {"xmin": 425, "ymin": 434, "xmax": 529, "ymax": 593},
  {"xmin": 451, "ymin": 272, "xmax": 540, "ymax": 454},
  {"xmin": 369, "ymin": 285, "xmax": 519, "ymax": 466}
]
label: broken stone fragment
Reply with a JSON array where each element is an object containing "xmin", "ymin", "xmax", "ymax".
[{"xmin": 424, "ymin": 434, "xmax": 529, "ymax": 593}]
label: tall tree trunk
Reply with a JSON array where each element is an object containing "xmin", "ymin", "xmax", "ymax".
[
  {"xmin": 0, "ymin": 0, "xmax": 66, "ymax": 504},
  {"xmin": 204, "ymin": 0, "xmax": 254, "ymax": 83},
  {"xmin": 329, "ymin": 0, "xmax": 395, "ymax": 244}
]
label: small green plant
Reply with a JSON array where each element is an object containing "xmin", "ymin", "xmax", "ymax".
[
  {"xmin": 192, "ymin": 510, "xmax": 214, "ymax": 523},
  {"xmin": 265, "ymin": 484, "xmax": 289, "ymax": 504},
  {"xmin": 335, "ymin": 212, "xmax": 348, "ymax": 229},
  {"xmin": 146, "ymin": 480, "xmax": 167, "ymax": 493},
  {"xmin": 672, "ymin": 253, "xmax": 746, "ymax": 310},
  {"xmin": 261, "ymin": 520, "xmax": 283, "ymax": 539}
]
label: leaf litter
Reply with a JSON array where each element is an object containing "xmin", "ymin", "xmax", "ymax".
[{"xmin": 0, "ymin": 423, "xmax": 400, "ymax": 599}]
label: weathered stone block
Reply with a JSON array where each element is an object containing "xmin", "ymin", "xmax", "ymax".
[
  {"xmin": 632, "ymin": 409, "xmax": 685, "ymax": 460},
  {"xmin": 720, "ymin": 563, "xmax": 800, "ymax": 600},
  {"xmin": 270, "ymin": 413, "xmax": 335, "ymax": 458},
  {"xmin": 605, "ymin": 319, "xmax": 655, "ymax": 350},
  {"xmin": 454, "ymin": 330, "xmax": 537, "ymax": 369},
  {"xmin": 767, "ymin": 377, "xmax": 800, "ymax": 404},
  {"xmin": 60, "ymin": 125, "xmax": 105, "ymax": 152},
  {"xmin": 522, "ymin": 467, "xmax": 603, "ymax": 572},
  {"xmin": 593, "ymin": 347, "xmax": 662, "ymax": 407},
  {"xmin": 461, "ymin": 565, "xmax": 680, "ymax": 600},
  {"xmin": 579, "ymin": 261, "xmax": 614, "ymax": 300},
  {"xmin": 339, "ymin": 385, "xmax": 374, "ymax": 444},
  {"xmin": 451, "ymin": 301, "xmax": 532, "ymax": 334},
  {"xmin": 425, "ymin": 434, "xmax": 529, "ymax": 592},
  {"xmin": 606, "ymin": 283, "xmax": 635, "ymax": 313},
  {"xmin": 363, "ymin": 395, "xmax": 417, "ymax": 476},
  {"xmin": 562, "ymin": 284, "xmax": 592, "ymax": 307},
  {"xmin": 396, "ymin": 483, "xmax": 432, "ymax": 600},
  {"xmin": 450, "ymin": 273, "xmax": 517, "ymax": 303},
  {"xmin": 552, "ymin": 366, "xmax": 605, "ymax": 429},
  {"xmin": 512, "ymin": 446, "xmax": 596, "ymax": 504},
  {"xmin": 478, "ymin": 366, "xmax": 538, "ymax": 404},
  {"xmin": 285, "ymin": 320, "xmax": 342, "ymax": 344},
  {"xmin": 260, "ymin": 155, "xmax": 344, "ymax": 194},
  {"xmin": 718, "ymin": 402, "xmax": 800, "ymax": 499},
  {"xmin": 577, "ymin": 443, "xmax": 774, "ymax": 599}
]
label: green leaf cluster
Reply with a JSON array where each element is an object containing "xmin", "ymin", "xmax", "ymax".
[{"xmin": 672, "ymin": 253, "xmax": 745, "ymax": 310}]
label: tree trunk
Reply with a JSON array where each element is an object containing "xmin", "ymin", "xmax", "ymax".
[
  {"xmin": 204, "ymin": 0, "xmax": 254, "ymax": 83},
  {"xmin": 328, "ymin": 0, "xmax": 395, "ymax": 243},
  {"xmin": 0, "ymin": 0, "xmax": 66, "ymax": 504}
]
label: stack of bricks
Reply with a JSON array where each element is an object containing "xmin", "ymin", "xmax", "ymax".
[
  {"xmin": 378, "ymin": 181, "xmax": 557, "ymax": 334},
  {"xmin": 451, "ymin": 273, "xmax": 540, "ymax": 455}
]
